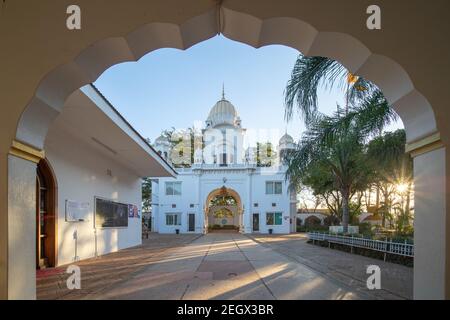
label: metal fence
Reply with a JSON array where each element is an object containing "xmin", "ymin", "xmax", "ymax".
[{"xmin": 307, "ymin": 232, "xmax": 414, "ymax": 259}]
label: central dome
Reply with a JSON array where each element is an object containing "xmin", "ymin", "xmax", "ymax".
[
  {"xmin": 207, "ymin": 98, "xmax": 237, "ymax": 127},
  {"xmin": 206, "ymin": 87, "xmax": 239, "ymax": 128}
]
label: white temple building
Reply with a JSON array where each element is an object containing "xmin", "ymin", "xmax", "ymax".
[{"xmin": 151, "ymin": 90, "xmax": 297, "ymax": 234}]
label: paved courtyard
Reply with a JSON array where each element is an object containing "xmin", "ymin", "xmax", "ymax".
[
  {"xmin": 37, "ymin": 232, "xmax": 412, "ymax": 300},
  {"xmin": 248, "ymin": 233, "xmax": 413, "ymax": 299}
]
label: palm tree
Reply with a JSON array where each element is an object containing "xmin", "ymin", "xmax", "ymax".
[
  {"xmin": 285, "ymin": 55, "xmax": 385, "ymax": 123},
  {"xmin": 284, "ymin": 55, "xmax": 398, "ymax": 232},
  {"xmin": 285, "ymin": 108, "xmax": 375, "ymax": 232}
]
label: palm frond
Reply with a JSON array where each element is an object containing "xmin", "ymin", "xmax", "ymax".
[
  {"xmin": 348, "ymin": 77, "xmax": 378, "ymax": 104},
  {"xmin": 284, "ymin": 55, "xmax": 347, "ymax": 122},
  {"xmin": 351, "ymin": 91, "xmax": 398, "ymax": 138},
  {"xmin": 318, "ymin": 91, "xmax": 397, "ymax": 144}
]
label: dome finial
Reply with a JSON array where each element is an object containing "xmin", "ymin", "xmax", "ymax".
[{"xmin": 222, "ymin": 83, "xmax": 225, "ymax": 100}]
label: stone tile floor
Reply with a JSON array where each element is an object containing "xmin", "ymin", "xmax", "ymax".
[
  {"xmin": 37, "ymin": 233, "xmax": 201, "ymax": 300},
  {"xmin": 248, "ymin": 233, "xmax": 413, "ymax": 299},
  {"xmin": 37, "ymin": 232, "xmax": 412, "ymax": 300}
]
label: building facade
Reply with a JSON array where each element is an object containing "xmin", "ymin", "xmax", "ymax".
[
  {"xmin": 37, "ymin": 85, "xmax": 175, "ymax": 268},
  {"xmin": 152, "ymin": 92, "xmax": 297, "ymax": 234}
]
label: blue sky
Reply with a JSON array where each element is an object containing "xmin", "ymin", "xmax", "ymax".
[{"xmin": 94, "ymin": 35, "xmax": 402, "ymax": 145}]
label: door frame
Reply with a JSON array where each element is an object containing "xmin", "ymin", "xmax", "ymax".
[
  {"xmin": 188, "ymin": 213, "xmax": 195, "ymax": 232},
  {"xmin": 36, "ymin": 158, "xmax": 58, "ymax": 268},
  {"xmin": 252, "ymin": 213, "xmax": 260, "ymax": 233}
]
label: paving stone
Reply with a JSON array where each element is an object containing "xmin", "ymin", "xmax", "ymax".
[{"xmin": 37, "ymin": 232, "xmax": 411, "ymax": 300}]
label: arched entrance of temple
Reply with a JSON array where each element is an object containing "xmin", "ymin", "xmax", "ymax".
[{"xmin": 205, "ymin": 186, "xmax": 243, "ymax": 233}]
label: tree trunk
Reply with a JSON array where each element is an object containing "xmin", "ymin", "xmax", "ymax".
[
  {"xmin": 342, "ymin": 187, "xmax": 350, "ymax": 233},
  {"xmin": 405, "ymin": 182, "xmax": 412, "ymax": 225},
  {"xmin": 382, "ymin": 188, "xmax": 390, "ymax": 228},
  {"xmin": 375, "ymin": 184, "xmax": 380, "ymax": 210}
]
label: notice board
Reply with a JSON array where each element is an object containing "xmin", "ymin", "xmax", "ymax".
[
  {"xmin": 65, "ymin": 200, "xmax": 90, "ymax": 222},
  {"xmin": 95, "ymin": 197, "xmax": 129, "ymax": 228}
]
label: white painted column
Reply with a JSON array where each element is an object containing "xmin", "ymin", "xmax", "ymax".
[
  {"xmin": 245, "ymin": 172, "xmax": 253, "ymax": 233},
  {"xmin": 290, "ymin": 187, "xmax": 297, "ymax": 233},
  {"xmin": 7, "ymin": 154, "xmax": 37, "ymax": 300},
  {"xmin": 197, "ymin": 172, "xmax": 204, "ymax": 233},
  {"xmin": 413, "ymin": 147, "xmax": 450, "ymax": 299}
]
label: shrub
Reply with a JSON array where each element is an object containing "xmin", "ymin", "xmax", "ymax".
[
  {"xmin": 358, "ymin": 222, "xmax": 375, "ymax": 236},
  {"xmin": 304, "ymin": 216, "xmax": 321, "ymax": 228},
  {"xmin": 221, "ymin": 225, "xmax": 238, "ymax": 230},
  {"xmin": 209, "ymin": 224, "xmax": 239, "ymax": 231},
  {"xmin": 397, "ymin": 225, "xmax": 414, "ymax": 238},
  {"xmin": 323, "ymin": 215, "xmax": 340, "ymax": 226},
  {"xmin": 297, "ymin": 225, "xmax": 329, "ymax": 233}
]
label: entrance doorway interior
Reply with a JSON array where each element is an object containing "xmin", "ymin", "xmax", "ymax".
[
  {"xmin": 205, "ymin": 186, "xmax": 243, "ymax": 232},
  {"xmin": 36, "ymin": 159, "xmax": 57, "ymax": 269},
  {"xmin": 252, "ymin": 213, "xmax": 260, "ymax": 232},
  {"xmin": 188, "ymin": 213, "xmax": 195, "ymax": 232}
]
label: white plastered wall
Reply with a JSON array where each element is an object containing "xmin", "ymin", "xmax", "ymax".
[{"xmin": 45, "ymin": 125, "xmax": 142, "ymax": 266}]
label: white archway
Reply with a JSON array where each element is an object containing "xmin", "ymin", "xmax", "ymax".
[
  {"xmin": 8, "ymin": 5, "xmax": 445, "ymax": 300},
  {"xmin": 15, "ymin": 7, "xmax": 437, "ymax": 150},
  {"xmin": 205, "ymin": 186, "xmax": 244, "ymax": 232},
  {"xmin": 205, "ymin": 186, "xmax": 243, "ymax": 215}
]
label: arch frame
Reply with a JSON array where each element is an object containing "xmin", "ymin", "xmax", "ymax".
[
  {"xmin": 4, "ymin": 2, "xmax": 448, "ymax": 300},
  {"xmin": 36, "ymin": 157, "xmax": 58, "ymax": 268},
  {"xmin": 205, "ymin": 186, "xmax": 243, "ymax": 215},
  {"xmin": 13, "ymin": 6, "xmax": 439, "ymax": 154}
]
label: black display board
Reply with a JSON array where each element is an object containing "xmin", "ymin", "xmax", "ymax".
[{"xmin": 95, "ymin": 197, "xmax": 129, "ymax": 228}]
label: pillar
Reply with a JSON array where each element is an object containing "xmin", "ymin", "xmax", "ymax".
[
  {"xmin": 407, "ymin": 134, "xmax": 450, "ymax": 299},
  {"xmin": 3, "ymin": 141, "xmax": 44, "ymax": 299}
]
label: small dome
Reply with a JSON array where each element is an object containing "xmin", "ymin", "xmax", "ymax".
[{"xmin": 279, "ymin": 133, "xmax": 294, "ymax": 145}]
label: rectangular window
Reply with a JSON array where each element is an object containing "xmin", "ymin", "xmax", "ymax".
[
  {"xmin": 220, "ymin": 153, "xmax": 227, "ymax": 166},
  {"xmin": 165, "ymin": 182, "xmax": 182, "ymax": 196},
  {"xmin": 266, "ymin": 212, "xmax": 282, "ymax": 226},
  {"xmin": 165, "ymin": 213, "xmax": 181, "ymax": 226},
  {"xmin": 265, "ymin": 181, "xmax": 282, "ymax": 195}
]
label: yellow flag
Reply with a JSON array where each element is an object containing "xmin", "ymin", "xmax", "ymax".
[{"xmin": 347, "ymin": 73, "xmax": 358, "ymax": 84}]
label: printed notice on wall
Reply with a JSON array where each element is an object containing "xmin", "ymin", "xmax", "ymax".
[{"xmin": 65, "ymin": 200, "xmax": 90, "ymax": 222}]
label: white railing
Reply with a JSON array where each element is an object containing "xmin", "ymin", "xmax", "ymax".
[
  {"xmin": 307, "ymin": 232, "xmax": 414, "ymax": 258},
  {"xmin": 176, "ymin": 163, "xmax": 287, "ymax": 173},
  {"xmin": 195, "ymin": 163, "xmax": 257, "ymax": 169}
]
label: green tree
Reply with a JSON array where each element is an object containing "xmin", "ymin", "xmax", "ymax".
[
  {"xmin": 301, "ymin": 161, "xmax": 342, "ymax": 217},
  {"xmin": 256, "ymin": 142, "xmax": 277, "ymax": 167},
  {"xmin": 302, "ymin": 159, "xmax": 370, "ymax": 223},
  {"xmin": 209, "ymin": 195, "xmax": 238, "ymax": 206},
  {"xmin": 161, "ymin": 126, "xmax": 201, "ymax": 168},
  {"xmin": 367, "ymin": 129, "xmax": 413, "ymax": 227},
  {"xmin": 284, "ymin": 55, "xmax": 398, "ymax": 232},
  {"xmin": 285, "ymin": 55, "xmax": 380, "ymax": 122},
  {"xmin": 142, "ymin": 177, "xmax": 152, "ymax": 212},
  {"xmin": 285, "ymin": 111, "xmax": 374, "ymax": 232}
]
